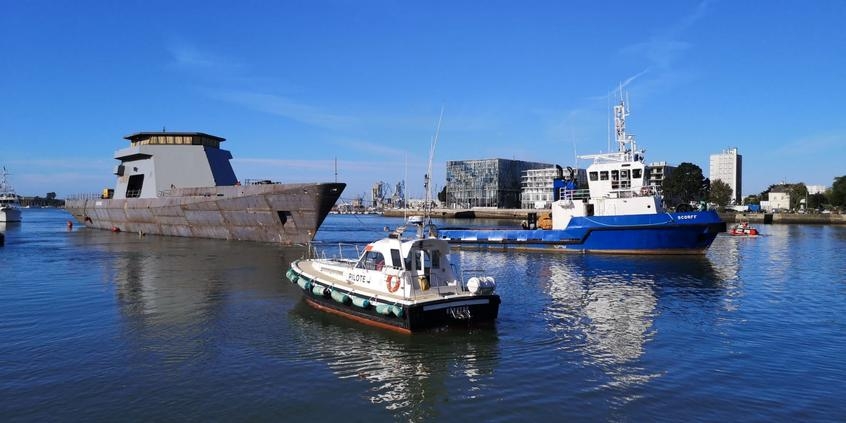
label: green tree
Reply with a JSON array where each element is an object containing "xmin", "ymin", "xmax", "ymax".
[
  {"xmin": 807, "ymin": 193, "xmax": 828, "ymax": 210},
  {"xmin": 661, "ymin": 162, "xmax": 706, "ymax": 207},
  {"xmin": 788, "ymin": 183, "xmax": 809, "ymax": 211},
  {"xmin": 437, "ymin": 186, "xmax": 447, "ymax": 203},
  {"xmin": 830, "ymin": 176, "xmax": 846, "ymax": 208},
  {"xmin": 709, "ymin": 179, "xmax": 733, "ymax": 210},
  {"xmin": 46, "ymin": 192, "xmax": 57, "ymax": 200},
  {"xmin": 743, "ymin": 194, "xmax": 761, "ymax": 205}
]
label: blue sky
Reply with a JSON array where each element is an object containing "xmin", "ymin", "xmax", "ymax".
[{"xmin": 1, "ymin": 0, "xmax": 844, "ymax": 200}]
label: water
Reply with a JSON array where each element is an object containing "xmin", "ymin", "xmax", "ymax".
[{"xmin": 2, "ymin": 209, "xmax": 846, "ymax": 421}]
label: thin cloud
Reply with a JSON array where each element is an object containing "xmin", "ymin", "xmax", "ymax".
[
  {"xmin": 331, "ymin": 139, "xmax": 417, "ymax": 159},
  {"xmin": 166, "ymin": 40, "xmax": 245, "ymax": 72},
  {"xmin": 616, "ymin": 0, "xmax": 712, "ymax": 91},
  {"xmin": 2, "ymin": 158, "xmax": 112, "ymax": 171},
  {"xmin": 772, "ymin": 133, "xmax": 846, "ymax": 157},
  {"xmin": 211, "ymin": 90, "xmax": 358, "ymax": 129}
]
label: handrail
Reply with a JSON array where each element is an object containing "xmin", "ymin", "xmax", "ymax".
[{"xmin": 66, "ymin": 193, "xmax": 105, "ymax": 201}]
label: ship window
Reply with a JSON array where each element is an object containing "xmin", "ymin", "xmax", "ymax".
[
  {"xmin": 431, "ymin": 250, "xmax": 441, "ymax": 269},
  {"xmin": 277, "ymin": 211, "xmax": 292, "ymax": 225},
  {"xmin": 589, "ymin": 172, "xmax": 598, "ymax": 181},
  {"xmin": 611, "ymin": 170, "xmax": 619, "ymax": 180},
  {"xmin": 621, "ymin": 170, "xmax": 630, "ymax": 179},
  {"xmin": 126, "ymin": 174, "xmax": 144, "ymax": 198},
  {"xmin": 390, "ymin": 249, "xmax": 402, "ymax": 268},
  {"xmin": 358, "ymin": 251, "xmax": 385, "ymax": 270},
  {"xmin": 633, "ymin": 169, "xmax": 642, "ymax": 178},
  {"xmin": 600, "ymin": 171, "xmax": 609, "ymax": 181}
]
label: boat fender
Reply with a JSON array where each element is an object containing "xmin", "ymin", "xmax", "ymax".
[
  {"xmin": 391, "ymin": 305, "xmax": 404, "ymax": 318},
  {"xmin": 351, "ymin": 296, "xmax": 371, "ymax": 308},
  {"xmin": 331, "ymin": 290, "xmax": 351, "ymax": 305},
  {"xmin": 375, "ymin": 304, "xmax": 393, "ymax": 316},
  {"xmin": 386, "ymin": 274, "xmax": 401, "ymax": 293},
  {"xmin": 297, "ymin": 279, "xmax": 312, "ymax": 291},
  {"xmin": 311, "ymin": 285, "xmax": 328, "ymax": 297},
  {"xmin": 286, "ymin": 269, "xmax": 299, "ymax": 283}
]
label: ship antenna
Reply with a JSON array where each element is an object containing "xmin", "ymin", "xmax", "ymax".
[
  {"xmin": 424, "ymin": 106, "xmax": 444, "ymax": 224},
  {"xmin": 607, "ymin": 93, "xmax": 611, "ymax": 153},
  {"xmin": 403, "ymin": 154, "xmax": 408, "ymax": 221}
]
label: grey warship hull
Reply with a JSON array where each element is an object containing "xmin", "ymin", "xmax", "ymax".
[{"xmin": 65, "ymin": 182, "xmax": 345, "ymax": 244}]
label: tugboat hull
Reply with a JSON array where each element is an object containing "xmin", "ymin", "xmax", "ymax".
[{"xmin": 439, "ymin": 211, "xmax": 727, "ymax": 255}]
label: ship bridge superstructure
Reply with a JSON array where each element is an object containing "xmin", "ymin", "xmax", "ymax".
[
  {"xmin": 577, "ymin": 99, "xmax": 649, "ymax": 200},
  {"xmin": 112, "ymin": 132, "xmax": 237, "ymax": 200}
]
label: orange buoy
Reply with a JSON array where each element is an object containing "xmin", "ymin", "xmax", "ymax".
[{"xmin": 111, "ymin": 226, "xmax": 121, "ymax": 232}]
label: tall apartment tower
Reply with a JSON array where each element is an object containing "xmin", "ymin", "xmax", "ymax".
[{"xmin": 709, "ymin": 147, "xmax": 742, "ymax": 204}]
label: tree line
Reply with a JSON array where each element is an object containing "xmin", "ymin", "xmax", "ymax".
[{"xmin": 660, "ymin": 163, "xmax": 845, "ymax": 212}]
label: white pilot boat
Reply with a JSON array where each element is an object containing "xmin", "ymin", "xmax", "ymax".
[
  {"xmin": 287, "ymin": 217, "xmax": 501, "ymax": 333},
  {"xmin": 0, "ymin": 167, "xmax": 22, "ymax": 223}
]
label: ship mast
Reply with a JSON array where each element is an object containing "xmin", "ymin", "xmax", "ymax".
[
  {"xmin": 613, "ymin": 91, "xmax": 637, "ymax": 160},
  {"xmin": 578, "ymin": 87, "xmax": 644, "ymax": 164}
]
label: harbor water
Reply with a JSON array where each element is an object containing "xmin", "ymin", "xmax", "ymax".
[{"xmin": 2, "ymin": 209, "xmax": 846, "ymax": 421}]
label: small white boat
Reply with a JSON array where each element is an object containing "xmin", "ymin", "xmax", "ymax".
[
  {"xmin": 286, "ymin": 218, "xmax": 501, "ymax": 333},
  {"xmin": 0, "ymin": 167, "xmax": 22, "ymax": 223}
]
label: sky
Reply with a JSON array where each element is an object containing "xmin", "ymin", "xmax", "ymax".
[{"xmin": 1, "ymin": 0, "xmax": 844, "ymax": 201}]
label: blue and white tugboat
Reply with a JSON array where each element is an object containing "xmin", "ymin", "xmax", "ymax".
[
  {"xmin": 438, "ymin": 98, "xmax": 726, "ymax": 254},
  {"xmin": 287, "ymin": 217, "xmax": 500, "ymax": 333}
]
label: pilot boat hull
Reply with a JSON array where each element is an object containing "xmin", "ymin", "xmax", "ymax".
[{"xmin": 288, "ymin": 263, "xmax": 500, "ymax": 333}]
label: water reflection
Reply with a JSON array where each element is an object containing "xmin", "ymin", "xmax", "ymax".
[
  {"xmin": 543, "ymin": 255, "xmax": 724, "ymax": 385},
  {"xmin": 288, "ymin": 302, "xmax": 500, "ymax": 421},
  {"xmin": 70, "ymin": 230, "xmax": 308, "ymax": 362}
]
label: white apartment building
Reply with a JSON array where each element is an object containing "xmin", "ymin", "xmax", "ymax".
[
  {"xmin": 709, "ymin": 147, "xmax": 743, "ymax": 204},
  {"xmin": 520, "ymin": 166, "xmax": 586, "ymax": 209},
  {"xmin": 762, "ymin": 192, "xmax": 791, "ymax": 212},
  {"xmin": 806, "ymin": 185, "xmax": 827, "ymax": 195}
]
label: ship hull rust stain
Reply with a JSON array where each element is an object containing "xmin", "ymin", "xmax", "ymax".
[{"xmin": 65, "ymin": 182, "xmax": 345, "ymax": 244}]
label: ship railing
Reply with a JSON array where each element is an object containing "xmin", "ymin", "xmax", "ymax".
[
  {"xmin": 307, "ymin": 241, "xmax": 365, "ymax": 261},
  {"xmin": 158, "ymin": 187, "xmax": 226, "ymax": 198},
  {"xmin": 66, "ymin": 193, "xmax": 106, "ymax": 201},
  {"xmin": 244, "ymin": 178, "xmax": 280, "ymax": 185},
  {"xmin": 603, "ymin": 185, "xmax": 662, "ymax": 199},
  {"xmin": 556, "ymin": 188, "xmax": 591, "ymax": 201}
]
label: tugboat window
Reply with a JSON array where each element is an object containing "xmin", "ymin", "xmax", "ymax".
[{"xmin": 126, "ymin": 174, "xmax": 144, "ymax": 198}]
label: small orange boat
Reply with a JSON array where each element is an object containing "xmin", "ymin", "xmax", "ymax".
[{"xmin": 729, "ymin": 221, "xmax": 759, "ymax": 236}]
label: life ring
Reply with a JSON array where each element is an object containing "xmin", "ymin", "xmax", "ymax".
[{"xmin": 386, "ymin": 275, "xmax": 401, "ymax": 292}]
